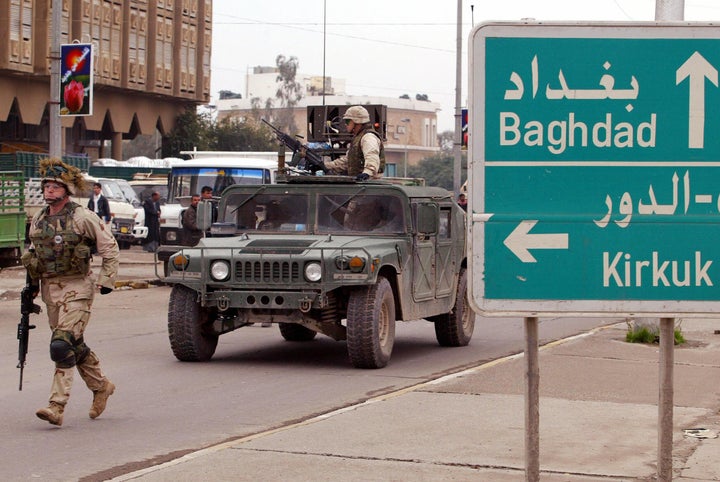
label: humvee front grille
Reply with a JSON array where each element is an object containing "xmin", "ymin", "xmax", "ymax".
[{"xmin": 235, "ymin": 260, "xmax": 301, "ymax": 283}]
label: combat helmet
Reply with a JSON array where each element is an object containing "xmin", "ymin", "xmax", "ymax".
[
  {"xmin": 38, "ymin": 158, "xmax": 86, "ymax": 195},
  {"xmin": 342, "ymin": 105, "xmax": 370, "ymax": 124}
]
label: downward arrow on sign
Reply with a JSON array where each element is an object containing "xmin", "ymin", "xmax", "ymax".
[{"xmin": 503, "ymin": 220, "xmax": 569, "ymax": 263}]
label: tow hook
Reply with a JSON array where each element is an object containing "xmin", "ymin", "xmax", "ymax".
[
  {"xmin": 217, "ymin": 295, "xmax": 230, "ymax": 312},
  {"xmin": 299, "ymin": 297, "xmax": 313, "ymax": 313}
]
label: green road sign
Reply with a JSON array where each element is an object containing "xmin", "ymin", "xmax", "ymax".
[{"xmin": 468, "ymin": 22, "xmax": 720, "ymax": 316}]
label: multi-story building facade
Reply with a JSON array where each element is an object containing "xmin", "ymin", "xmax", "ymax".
[{"xmin": 0, "ymin": 0, "xmax": 211, "ymax": 160}]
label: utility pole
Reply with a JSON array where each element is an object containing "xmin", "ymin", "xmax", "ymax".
[
  {"xmin": 49, "ymin": 0, "xmax": 62, "ymax": 158},
  {"xmin": 452, "ymin": 0, "xmax": 462, "ymax": 196}
]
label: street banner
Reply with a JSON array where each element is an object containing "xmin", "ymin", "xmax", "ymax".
[{"xmin": 59, "ymin": 43, "xmax": 93, "ymax": 116}]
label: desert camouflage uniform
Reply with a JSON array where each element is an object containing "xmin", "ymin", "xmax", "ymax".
[
  {"xmin": 323, "ymin": 125, "xmax": 385, "ymax": 178},
  {"xmin": 26, "ymin": 201, "xmax": 119, "ymax": 406}
]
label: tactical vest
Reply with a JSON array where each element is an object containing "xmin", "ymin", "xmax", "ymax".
[
  {"xmin": 347, "ymin": 126, "xmax": 385, "ymax": 176},
  {"xmin": 30, "ymin": 202, "xmax": 92, "ymax": 277}
]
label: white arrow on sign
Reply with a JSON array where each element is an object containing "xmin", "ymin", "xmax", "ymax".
[
  {"xmin": 503, "ymin": 220, "xmax": 569, "ymax": 263},
  {"xmin": 676, "ymin": 51, "xmax": 718, "ymax": 149}
]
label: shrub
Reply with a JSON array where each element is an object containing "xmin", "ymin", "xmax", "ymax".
[{"xmin": 625, "ymin": 321, "xmax": 685, "ymax": 345}]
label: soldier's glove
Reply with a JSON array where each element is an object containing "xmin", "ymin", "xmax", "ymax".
[
  {"xmin": 100, "ymin": 286, "xmax": 113, "ymax": 295},
  {"xmin": 355, "ymin": 172, "xmax": 370, "ymax": 181},
  {"xmin": 305, "ymin": 155, "xmax": 325, "ymax": 170}
]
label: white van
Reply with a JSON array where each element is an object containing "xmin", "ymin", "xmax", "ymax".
[
  {"xmin": 156, "ymin": 157, "xmax": 278, "ymax": 268},
  {"xmin": 83, "ymin": 176, "xmax": 138, "ymax": 248},
  {"xmin": 111, "ymin": 178, "xmax": 148, "ymax": 243}
]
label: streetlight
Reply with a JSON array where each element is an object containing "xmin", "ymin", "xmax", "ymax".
[{"xmin": 400, "ymin": 118, "xmax": 410, "ymax": 178}]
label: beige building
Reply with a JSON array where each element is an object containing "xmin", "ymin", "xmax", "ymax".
[
  {"xmin": 217, "ymin": 67, "xmax": 442, "ymax": 176},
  {"xmin": 218, "ymin": 96, "xmax": 441, "ymax": 177},
  {"xmin": 0, "ymin": 0, "xmax": 211, "ymax": 160}
]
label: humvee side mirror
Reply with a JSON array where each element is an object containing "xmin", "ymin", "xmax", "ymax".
[
  {"xmin": 416, "ymin": 203, "xmax": 438, "ymax": 235},
  {"xmin": 196, "ymin": 200, "xmax": 212, "ymax": 231}
]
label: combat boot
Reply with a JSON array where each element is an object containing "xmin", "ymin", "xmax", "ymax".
[
  {"xmin": 89, "ymin": 380, "xmax": 115, "ymax": 419},
  {"xmin": 36, "ymin": 402, "xmax": 64, "ymax": 426}
]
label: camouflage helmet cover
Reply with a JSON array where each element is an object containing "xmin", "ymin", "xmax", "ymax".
[
  {"xmin": 342, "ymin": 105, "xmax": 370, "ymax": 124},
  {"xmin": 38, "ymin": 158, "xmax": 86, "ymax": 196}
]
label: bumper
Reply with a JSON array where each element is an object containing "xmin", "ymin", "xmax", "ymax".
[
  {"xmin": 113, "ymin": 219, "xmax": 136, "ymax": 242},
  {"xmin": 113, "ymin": 229, "xmax": 136, "ymax": 242},
  {"xmin": 133, "ymin": 225, "xmax": 149, "ymax": 240},
  {"xmin": 204, "ymin": 289, "xmax": 326, "ymax": 311}
]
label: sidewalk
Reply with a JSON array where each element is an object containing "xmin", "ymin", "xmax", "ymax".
[
  {"xmin": 0, "ymin": 245, "xmax": 162, "ymax": 300},
  {"xmin": 112, "ymin": 319, "xmax": 720, "ymax": 481}
]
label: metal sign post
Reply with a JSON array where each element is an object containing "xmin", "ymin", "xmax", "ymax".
[
  {"xmin": 524, "ymin": 317, "xmax": 539, "ymax": 481},
  {"xmin": 49, "ymin": 0, "xmax": 62, "ymax": 158},
  {"xmin": 658, "ymin": 317, "xmax": 675, "ymax": 481}
]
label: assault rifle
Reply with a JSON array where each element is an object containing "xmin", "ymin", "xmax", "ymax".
[
  {"xmin": 17, "ymin": 272, "xmax": 40, "ymax": 391},
  {"xmin": 261, "ymin": 119, "xmax": 325, "ymax": 173}
]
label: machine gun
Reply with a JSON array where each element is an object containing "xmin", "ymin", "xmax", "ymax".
[
  {"xmin": 261, "ymin": 119, "xmax": 326, "ymax": 173},
  {"xmin": 17, "ymin": 272, "xmax": 40, "ymax": 391}
]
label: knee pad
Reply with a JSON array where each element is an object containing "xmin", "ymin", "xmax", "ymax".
[
  {"xmin": 50, "ymin": 331, "xmax": 76, "ymax": 368},
  {"xmin": 73, "ymin": 336, "xmax": 91, "ymax": 365}
]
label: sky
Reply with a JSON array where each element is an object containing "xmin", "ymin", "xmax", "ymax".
[{"xmin": 210, "ymin": 1, "xmax": 720, "ymax": 132}]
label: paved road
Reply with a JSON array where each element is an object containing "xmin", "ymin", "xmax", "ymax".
[{"xmin": 0, "ymin": 261, "xmax": 619, "ymax": 481}]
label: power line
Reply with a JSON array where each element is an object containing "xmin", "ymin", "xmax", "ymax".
[
  {"xmin": 215, "ymin": 21, "xmax": 461, "ymax": 26},
  {"xmin": 214, "ymin": 14, "xmax": 462, "ymax": 53},
  {"xmin": 611, "ymin": 0, "xmax": 634, "ymax": 20}
]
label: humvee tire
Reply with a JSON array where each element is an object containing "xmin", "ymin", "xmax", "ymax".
[
  {"xmin": 168, "ymin": 284, "xmax": 218, "ymax": 361},
  {"xmin": 346, "ymin": 276, "xmax": 396, "ymax": 368},
  {"xmin": 432, "ymin": 269, "xmax": 474, "ymax": 346}
]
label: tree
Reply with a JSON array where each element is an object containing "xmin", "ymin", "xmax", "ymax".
[
  {"xmin": 437, "ymin": 130, "xmax": 454, "ymax": 152},
  {"xmin": 162, "ymin": 107, "xmax": 214, "ymax": 157},
  {"xmin": 218, "ymin": 90, "xmax": 242, "ymax": 100},
  {"xmin": 274, "ymin": 55, "xmax": 303, "ymax": 134},
  {"xmin": 162, "ymin": 108, "xmax": 277, "ymax": 157},
  {"xmin": 214, "ymin": 117, "xmax": 276, "ymax": 152},
  {"xmin": 408, "ymin": 151, "xmax": 467, "ymax": 191}
]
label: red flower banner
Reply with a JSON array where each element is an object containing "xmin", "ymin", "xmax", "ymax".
[{"xmin": 59, "ymin": 43, "xmax": 94, "ymax": 116}]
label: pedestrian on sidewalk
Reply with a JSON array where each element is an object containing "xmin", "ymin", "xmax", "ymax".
[
  {"xmin": 21, "ymin": 158, "xmax": 119, "ymax": 427},
  {"xmin": 87, "ymin": 182, "xmax": 111, "ymax": 223},
  {"xmin": 142, "ymin": 191, "xmax": 161, "ymax": 252},
  {"xmin": 201, "ymin": 186, "xmax": 218, "ymax": 224},
  {"xmin": 181, "ymin": 194, "xmax": 203, "ymax": 246},
  {"xmin": 87, "ymin": 182, "xmax": 111, "ymax": 255}
]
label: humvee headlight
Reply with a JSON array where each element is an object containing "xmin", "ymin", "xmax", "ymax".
[
  {"xmin": 210, "ymin": 260, "xmax": 231, "ymax": 281},
  {"xmin": 172, "ymin": 254, "xmax": 190, "ymax": 271},
  {"xmin": 348, "ymin": 256, "xmax": 366, "ymax": 273},
  {"xmin": 334, "ymin": 255, "xmax": 366, "ymax": 272},
  {"xmin": 167, "ymin": 231, "xmax": 177, "ymax": 241},
  {"xmin": 304, "ymin": 262, "xmax": 322, "ymax": 282}
]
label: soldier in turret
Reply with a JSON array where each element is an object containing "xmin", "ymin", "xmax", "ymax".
[
  {"xmin": 323, "ymin": 105, "xmax": 385, "ymax": 181},
  {"xmin": 21, "ymin": 158, "xmax": 119, "ymax": 427}
]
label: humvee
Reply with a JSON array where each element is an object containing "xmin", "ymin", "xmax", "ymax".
[{"xmin": 165, "ymin": 176, "xmax": 472, "ymax": 368}]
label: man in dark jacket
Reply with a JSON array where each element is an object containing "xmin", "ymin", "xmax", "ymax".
[
  {"xmin": 181, "ymin": 194, "xmax": 203, "ymax": 246},
  {"xmin": 142, "ymin": 192, "xmax": 161, "ymax": 252},
  {"xmin": 87, "ymin": 182, "xmax": 111, "ymax": 223},
  {"xmin": 201, "ymin": 186, "xmax": 218, "ymax": 223}
]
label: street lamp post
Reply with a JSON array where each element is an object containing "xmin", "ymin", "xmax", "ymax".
[{"xmin": 400, "ymin": 118, "xmax": 410, "ymax": 178}]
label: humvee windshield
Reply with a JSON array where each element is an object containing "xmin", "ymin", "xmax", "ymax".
[
  {"xmin": 169, "ymin": 167, "xmax": 268, "ymax": 202},
  {"xmin": 221, "ymin": 192, "xmax": 405, "ymax": 234}
]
